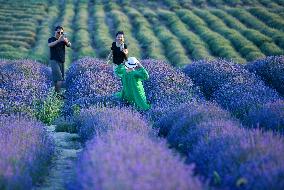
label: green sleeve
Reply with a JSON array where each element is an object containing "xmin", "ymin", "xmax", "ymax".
[
  {"xmin": 133, "ymin": 67, "xmax": 149, "ymax": 80},
  {"xmin": 114, "ymin": 65, "xmax": 125, "ymax": 78}
]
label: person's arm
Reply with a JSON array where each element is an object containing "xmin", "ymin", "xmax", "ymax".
[
  {"xmin": 114, "ymin": 65, "xmax": 125, "ymax": 78},
  {"xmin": 62, "ymin": 35, "xmax": 71, "ymax": 47},
  {"xmin": 48, "ymin": 35, "xmax": 66, "ymax": 47},
  {"xmin": 122, "ymin": 44, "xmax": 128, "ymax": 60},
  {"xmin": 122, "ymin": 48, "xmax": 128, "ymax": 55},
  {"xmin": 48, "ymin": 39, "xmax": 60, "ymax": 47},
  {"xmin": 133, "ymin": 64, "xmax": 149, "ymax": 80},
  {"xmin": 65, "ymin": 39, "xmax": 71, "ymax": 47}
]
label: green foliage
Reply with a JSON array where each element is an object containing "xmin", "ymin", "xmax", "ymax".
[
  {"xmin": 207, "ymin": 0, "xmax": 224, "ymax": 6},
  {"xmin": 33, "ymin": 90, "xmax": 64, "ymax": 125},
  {"xmin": 74, "ymin": 1, "xmax": 95, "ymax": 59},
  {"xmin": 236, "ymin": 177, "xmax": 248, "ymax": 188},
  {"xmin": 274, "ymin": 0, "xmax": 284, "ymax": 6},
  {"xmin": 0, "ymin": 0, "xmax": 48, "ymax": 60},
  {"xmin": 72, "ymin": 104, "xmax": 81, "ymax": 116},
  {"xmin": 0, "ymin": 0, "xmax": 283, "ymax": 64},
  {"xmin": 227, "ymin": 8, "xmax": 284, "ymax": 50},
  {"xmin": 193, "ymin": 0, "xmax": 206, "ymax": 6},
  {"xmin": 32, "ymin": 3, "xmax": 59, "ymax": 64},
  {"xmin": 257, "ymin": 0, "xmax": 279, "ymax": 8},
  {"xmin": 213, "ymin": 171, "xmax": 221, "ymax": 185},
  {"xmin": 103, "ymin": 0, "xmax": 120, "ymax": 12},
  {"xmin": 159, "ymin": 9, "xmax": 213, "ymax": 60},
  {"xmin": 211, "ymin": 10, "xmax": 267, "ymax": 46},
  {"xmin": 193, "ymin": 9, "xmax": 264, "ymax": 61},
  {"xmin": 178, "ymin": 0, "xmax": 192, "ymax": 8},
  {"xmin": 142, "ymin": 8, "xmax": 190, "ymax": 66},
  {"xmin": 249, "ymin": 7, "xmax": 284, "ymax": 31},
  {"xmin": 93, "ymin": 4, "xmax": 113, "ymax": 58},
  {"xmin": 177, "ymin": 9, "xmax": 244, "ymax": 63},
  {"xmin": 163, "ymin": 0, "xmax": 182, "ymax": 10},
  {"xmin": 54, "ymin": 117, "xmax": 78, "ymax": 133},
  {"xmin": 59, "ymin": 1, "xmax": 75, "ymax": 67},
  {"xmin": 124, "ymin": 7, "xmax": 166, "ymax": 60},
  {"xmin": 0, "ymin": 51, "xmax": 28, "ymax": 60},
  {"xmin": 223, "ymin": 0, "xmax": 241, "ymax": 6}
]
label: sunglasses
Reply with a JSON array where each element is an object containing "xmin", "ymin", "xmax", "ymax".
[{"xmin": 57, "ymin": 31, "xmax": 64, "ymax": 35}]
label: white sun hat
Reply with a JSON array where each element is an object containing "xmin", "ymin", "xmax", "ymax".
[{"xmin": 125, "ymin": 57, "xmax": 139, "ymax": 69}]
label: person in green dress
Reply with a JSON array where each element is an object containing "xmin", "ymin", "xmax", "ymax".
[{"xmin": 114, "ymin": 57, "xmax": 151, "ymax": 111}]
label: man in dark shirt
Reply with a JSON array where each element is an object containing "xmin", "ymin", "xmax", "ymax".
[
  {"xmin": 106, "ymin": 31, "xmax": 128, "ymax": 74},
  {"xmin": 48, "ymin": 25, "xmax": 71, "ymax": 94}
]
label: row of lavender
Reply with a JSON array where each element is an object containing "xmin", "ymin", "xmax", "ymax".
[
  {"xmin": 155, "ymin": 102, "xmax": 284, "ymax": 189},
  {"xmin": 1, "ymin": 55, "xmax": 282, "ymax": 189},
  {"xmin": 63, "ymin": 57, "xmax": 202, "ymax": 120},
  {"xmin": 183, "ymin": 56, "xmax": 284, "ymax": 132},
  {"xmin": 63, "ymin": 58, "xmax": 206, "ymax": 189},
  {"xmin": 64, "ymin": 56, "xmax": 283, "ymax": 133},
  {"xmin": 155, "ymin": 56, "xmax": 284, "ymax": 189},
  {"xmin": 0, "ymin": 59, "xmax": 51, "ymax": 116},
  {"xmin": 64, "ymin": 56, "xmax": 284, "ymax": 189},
  {"xmin": 0, "ymin": 60, "xmax": 55, "ymax": 189},
  {"xmin": 69, "ymin": 107, "xmax": 204, "ymax": 190}
]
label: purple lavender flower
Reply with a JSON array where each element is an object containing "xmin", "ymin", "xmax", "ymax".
[
  {"xmin": 71, "ymin": 106, "xmax": 205, "ymax": 189},
  {"xmin": 183, "ymin": 59, "xmax": 244, "ymax": 98},
  {"xmin": 244, "ymin": 100, "xmax": 284, "ymax": 133},
  {"xmin": 245, "ymin": 55, "xmax": 284, "ymax": 96},
  {"xmin": 75, "ymin": 106, "xmax": 152, "ymax": 142},
  {"xmin": 141, "ymin": 59, "xmax": 203, "ymax": 122},
  {"xmin": 183, "ymin": 59, "xmax": 281, "ymax": 125},
  {"xmin": 74, "ymin": 129, "xmax": 203, "ymax": 190},
  {"xmin": 165, "ymin": 102, "xmax": 238, "ymax": 154},
  {"xmin": 154, "ymin": 100, "xmax": 284, "ymax": 189},
  {"xmin": 64, "ymin": 58, "xmax": 203, "ymax": 119},
  {"xmin": 64, "ymin": 57, "xmax": 123, "ymax": 115},
  {"xmin": 0, "ymin": 115, "xmax": 54, "ymax": 189},
  {"xmin": 190, "ymin": 125, "xmax": 284, "ymax": 189},
  {"xmin": 212, "ymin": 82, "xmax": 280, "ymax": 119},
  {"xmin": 0, "ymin": 59, "xmax": 52, "ymax": 116}
]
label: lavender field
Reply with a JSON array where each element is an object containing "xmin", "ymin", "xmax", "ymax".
[{"xmin": 1, "ymin": 0, "xmax": 284, "ymax": 190}]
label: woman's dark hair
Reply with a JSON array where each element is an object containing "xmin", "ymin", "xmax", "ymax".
[
  {"xmin": 116, "ymin": 31, "xmax": 124, "ymax": 36},
  {"xmin": 55, "ymin": 25, "xmax": 64, "ymax": 31}
]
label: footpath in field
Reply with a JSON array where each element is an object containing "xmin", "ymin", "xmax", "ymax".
[{"xmin": 35, "ymin": 125, "xmax": 82, "ymax": 190}]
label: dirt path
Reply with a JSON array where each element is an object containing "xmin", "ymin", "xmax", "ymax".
[{"xmin": 35, "ymin": 125, "xmax": 82, "ymax": 190}]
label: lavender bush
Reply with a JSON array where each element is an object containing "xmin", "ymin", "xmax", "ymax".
[
  {"xmin": 73, "ymin": 129, "xmax": 204, "ymax": 190},
  {"xmin": 245, "ymin": 56, "xmax": 284, "ymax": 96},
  {"xmin": 64, "ymin": 57, "xmax": 124, "ymax": 115},
  {"xmin": 183, "ymin": 59, "xmax": 274, "ymax": 99},
  {"xmin": 243, "ymin": 100, "xmax": 284, "ymax": 133},
  {"xmin": 154, "ymin": 101, "xmax": 284, "ymax": 189},
  {"xmin": 71, "ymin": 106, "xmax": 204, "ymax": 190},
  {"xmin": 154, "ymin": 101, "xmax": 234, "ymax": 137},
  {"xmin": 0, "ymin": 59, "xmax": 52, "ymax": 116},
  {"xmin": 183, "ymin": 59, "xmax": 281, "ymax": 126},
  {"xmin": 212, "ymin": 82, "xmax": 280, "ymax": 119},
  {"xmin": 141, "ymin": 59, "xmax": 203, "ymax": 122},
  {"xmin": 75, "ymin": 107, "xmax": 152, "ymax": 142},
  {"xmin": 190, "ymin": 124, "xmax": 284, "ymax": 190},
  {"xmin": 0, "ymin": 115, "xmax": 54, "ymax": 189},
  {"xmin": 64, "ymin": 58, "xmax": 203, "ymax": 120},
  {"xmin": 165, "ymin": 102, "xmax": 238, "ymax": 154}
]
